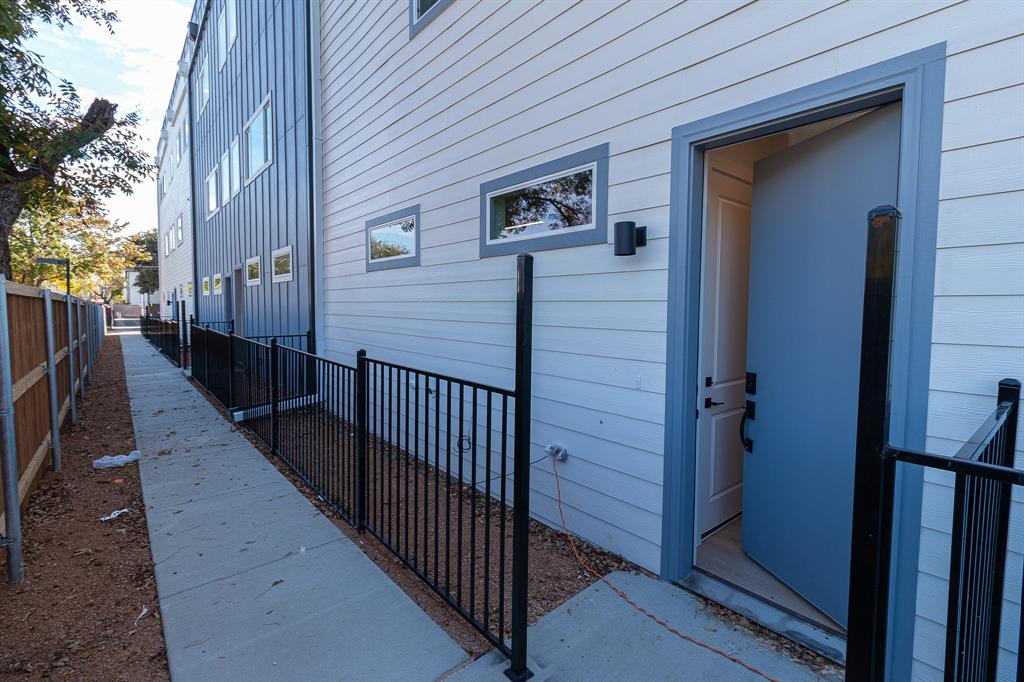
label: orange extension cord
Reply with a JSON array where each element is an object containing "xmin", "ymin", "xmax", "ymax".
[{"xmin": 550, "ymin": 457, "xmax": 780, "ymax": 682}]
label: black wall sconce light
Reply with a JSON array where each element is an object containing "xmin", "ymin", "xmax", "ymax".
[{"xmin": 613, "ymin": 221, "xmax": 647, "ymax": 256}]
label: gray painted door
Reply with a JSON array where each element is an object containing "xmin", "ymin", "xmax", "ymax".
[{"xmin": 741, "ymin": 104, "xmax": 901, "ymax": 627}]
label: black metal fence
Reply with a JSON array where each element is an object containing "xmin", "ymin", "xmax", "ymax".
[
  {"xmin": 182, "ymin": 255, "xmax": 535, "ymax": 679},
  {"xmin": 846, "ymin": 207, "xmax": 1023, "ymax": 681},
  {"xmin": 140, "ymin": 314, "xmax": 180, "ymax": 366}
]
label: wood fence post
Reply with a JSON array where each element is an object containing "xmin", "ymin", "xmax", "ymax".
[
  {"xmin": 42, "ymin": 290, "xmax": 62, "ymax": 472},
  {"xmin": 0, "ymin": 275, "xmax": 24, "ymax": 583}
]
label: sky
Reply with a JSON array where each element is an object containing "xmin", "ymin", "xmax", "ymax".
[{"xmin": 28, "ymin": 0, "xmax": 194, "ymax": 235}]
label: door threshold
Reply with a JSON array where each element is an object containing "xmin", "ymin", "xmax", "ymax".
[{"xmin": 678, "ymin": 569, "xmax": 846, "ymax": 666}]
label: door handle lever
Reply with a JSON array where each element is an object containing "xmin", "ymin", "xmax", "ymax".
[
  {"xmin": 739, "ymin": 400, "xmax": 755, "ymax": 453},
  {"xmin": 704, "ymin": 397, "xmax": 724, "ymax": 408}
]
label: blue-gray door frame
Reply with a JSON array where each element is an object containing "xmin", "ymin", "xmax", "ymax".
[{"xmin": 661, "ymin": 44, "xmax": 946, "ymax": 679}]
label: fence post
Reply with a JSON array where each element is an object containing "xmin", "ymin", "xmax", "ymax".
[
  {"xmin": 507, "ymin": 253, "xmax": 534, "ymax": 682},
  {"xmin": 84, "ymin": 302, "xmax": 93, "ymax": 381},
  {"xmin": 227, "ymin": 328, "xmax": 235, "ymax": 409},
  {"xmin": 41, "ymin": 290, "xmax": 62, "ymax": 472},
  {"xmin": 77, "ymin": 299, "xmax": 87, "ymax": 392},
  {"xmin": 180, "ymin": 301, "xmax": 187, "ymax": 367},
  {"xmin": 845, "ymin": 206, "xmax": 901, "ymax": 681},
  {"xmin": 270, "ymin": 338, "xmax": 279, "ymax": 456},
  {"xmin": 66, "ymin": 294, "xmax": 77, "ymax": 425},
  {"xmin": 985, "ymin": 378, "xmax": 1021, "ymax": 667},
  {"xmin": 0, "ymin": 276, "xmax": 24, "ymax": 583},
  {"xmin": 356, "ymin": 348, "xmax": 367, "ymax": 533},
  {"xmin": 204, "ymin": 324, "xmax": 210, "ymax": 389}
]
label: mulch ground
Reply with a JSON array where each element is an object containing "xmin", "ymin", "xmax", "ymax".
[
  {"xmin": 0, "ymin": 335, "xmax": 168, "ymax": 681},
  {"xmin": 192, "ymin": 385, "xmax": 838, "ymax": 677},
  {"xmin": 200, "ymin": 396, "xmax": 636, "ymax": 657}
]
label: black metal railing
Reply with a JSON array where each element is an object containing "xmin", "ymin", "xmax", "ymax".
[
  {"xmin": 846, "ymin": 206, "xmax": 1022, "ymax": 681},
  {"xmin": 141, "ymin": 314, "xmax": 180, "ymax": 366},
  {"xmin": 249, "ymin": 332, "xmax": 310, "ymax": 352},
  {"xmin": 180, "ymin": 255, "xmax": 535, "ymax": 679},
  {"xmin": 361, "ymin": 356, "xmax": 518, "ymax": 658}
]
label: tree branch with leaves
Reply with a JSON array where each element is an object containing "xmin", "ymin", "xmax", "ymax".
[{"xmin": 0, "ymin": 0, "xmax": 152, "ymax": 278}]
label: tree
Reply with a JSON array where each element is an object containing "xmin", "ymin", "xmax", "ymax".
[
  {"xmin": 9, "ymin": 201, "xmax": 140, "ymax": 301},
  {"xmin": 0, "ymin": 0, "xmax": 152, "ymax": 278},
  {"xmin": 130, "ymin": 229, "xmax": 158, "ymax": 294}
]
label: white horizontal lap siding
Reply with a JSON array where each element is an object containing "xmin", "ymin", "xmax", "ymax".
[
  {"xmin": 916, "ymin": 20, "xmax": 1024, "ymax": 681},
  {"xmin": 318, "ymin": 3, "xmax": 1024, "ymax": 660},
  {"xmin": 158, "ymin": 104, "xmax": 194, "ymax": 319}
]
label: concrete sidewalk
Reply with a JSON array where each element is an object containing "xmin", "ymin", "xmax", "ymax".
[
  {"xmin": 121, "ymin": 333, "xmax": 468, "ymax": 681},
  {"xmin": 452, "ymin": 571, "xmax": 841, "ymax": 681}
]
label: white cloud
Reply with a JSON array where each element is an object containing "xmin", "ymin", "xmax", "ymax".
[{"xmin": 28, "ymin": 0, "xmax": 193, "ymax": 235}]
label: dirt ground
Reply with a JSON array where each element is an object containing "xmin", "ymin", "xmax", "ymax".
[
  {"xmin": 0, "ymin": 336, "xmax": 168, "ymax": 681},
  {"xmin": 193, "ymin": 383, "xmax": 840, "ymax": 677}
]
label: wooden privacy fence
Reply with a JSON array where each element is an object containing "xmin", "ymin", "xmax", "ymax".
[{"xmin": 0, "ymin": 276, "xmax": 106, "ymax": 583}]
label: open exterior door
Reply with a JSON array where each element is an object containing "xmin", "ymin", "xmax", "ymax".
[{"xmin": 741, "ymin": 103, "xmax": 901, "ymax": 627}]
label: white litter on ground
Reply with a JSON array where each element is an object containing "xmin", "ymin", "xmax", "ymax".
[
  {"xmin": 100, "ymin": 508, "xmax": 130, "ymax": 522},
  {"xmin": 92, "ymin": 451, "xmax": 142, "ymax": 469}
]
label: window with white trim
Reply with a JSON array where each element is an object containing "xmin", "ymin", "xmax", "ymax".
[
  {"xmin": 479, "ymin": 143, "xmax": 609, "ymax": 258},
  {"xmin": 176, "ymin": 127, "xmax": 185, "ymax": 164},
  {"xmin": 176, "ymin": 215, "xmax": 183, "ymax": 245},
  {"xmin": 197, "ymin": 55, "xmax": 209, "ymax": 112},
  {"xmin": 206, "ymin": 166, "xmax": 219, "ymax": 216},
  {"xmin": 216, "ymin": 6, "xmax": 227, "ymax": 68},
  {"xmin": 486, "ymin": 165, "xmax": 595, "ymax": 243},
  {"xmin": 366, "ymin": 206, "xmax": 420, "ymax": 272},
  {"xmin": 271, "ymin": 246, "xmax": 292, "ymax": 283},
  {"xmin": 202, "ymin": 277, "xmax": 210, "ymax": 296},
  {"xmin": 220, "ymin": 149, "xmax": 230, "ymax": 206},
  {"xmin": 213, "ymin": 273, "xmax": 223, "ymax": 294},
  {"xmin": 245, "ymin": 256, "xmax": 260, "ymax": 286},
  {"xmin": 226, "ymin": 0, "xmax": 237, "ymax": 48},
  {"xmin": 229, "ymin": 136, "xmax": 240, "ymax": 195},
  {"xmin": 244, "ymin": 95, "xmax": 272, "ymax": 179}
]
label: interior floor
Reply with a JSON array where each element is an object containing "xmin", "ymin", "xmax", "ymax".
[{"xmin": 695, "ymin": 516, "xmax": 844, "ymax": 634}]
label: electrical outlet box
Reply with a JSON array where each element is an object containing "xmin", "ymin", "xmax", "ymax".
[{"xmin": 544, "ymin": 443, "xmax": 568, "ymax": 462}]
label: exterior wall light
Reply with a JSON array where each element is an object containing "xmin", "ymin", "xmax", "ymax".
[{"xmin": 613, "ymin": 221, "xmax": 647, "ymax": 256}]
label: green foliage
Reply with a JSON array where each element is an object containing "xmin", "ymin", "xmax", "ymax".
[
  {"xmin": 130, "ymin": 228, "xmax": 158, "ymax": 294},
  {"xmin": 10, "ymin": 202, "xmax": 140, "ymax": 301},
  {"xmin": 0, "ymin": 0, "xmax": 153, "ymax": 276}
]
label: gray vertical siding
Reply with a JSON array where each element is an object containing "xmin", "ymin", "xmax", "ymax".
[{"xmin": 190, "ymin": 0, "xmax": 312, "ymax": 338}]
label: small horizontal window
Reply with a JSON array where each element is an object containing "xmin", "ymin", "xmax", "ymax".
[
  {"xmin": 479, "ymin": 143, "xmax": 609, "ymax": 258},
  {"xmin": 213, "ymin": 273, "xmax": 223, "ymax": 294},
  {"xmin": 271, "ymin": 246, "xmax": 293, "ymax": 283},
  {"xmin": 409, "ymin": 0, "xmax": 452, "ymax": 38},
  {"xmin": 202, "ymin": 277, "xmax": 210, "ymax": 296},
  {"xmin": 366, "ymin": 205, "xmax": 420, "ymax": 272},
  {"xmin": 246, "ymin": 256, "xmax": 260, "ymax": 286}
]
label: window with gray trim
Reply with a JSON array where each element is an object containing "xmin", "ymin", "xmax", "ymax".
[
  {"xmin": 366, "ymin": 205, "xmax": 420, "ymax": 271},
  {"xmin": 479, "ymin": 143, "xmax": 609, "ymax": 258},
  {"xmin": 408, "ymin": 0, "xmax": 453, "ymax": 38}
]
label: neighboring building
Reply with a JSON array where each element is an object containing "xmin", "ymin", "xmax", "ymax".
[
  {"xmin": 123, "ymin": 268, "xmax": 147, "ymax": 307},
  {"xmin": 315, "ymin": 1, "xmax": 1023, "ymax": 679},
  {"xmin": 156, "ymin": 37, "xmax": 195, "ymax": 321},
  {"xmin": 187, "ymin": 0, "xmax": 315, "ymax": 342}
]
